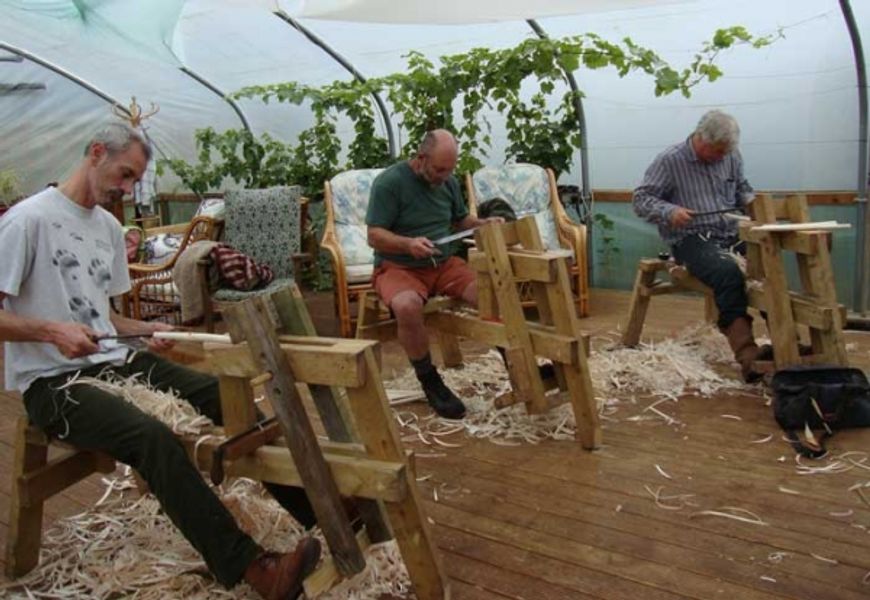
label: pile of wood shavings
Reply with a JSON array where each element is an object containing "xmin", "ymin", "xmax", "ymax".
[
  {"xmin": 1, "ymin": 376, "xmax": 414, "ymax": 599},
  {"xmin": 0, "ymin": 476, "xmax": 412, "ymax": 599},
  {"xmin": 59, "ymin": 369, "xmax": 214, "ymax": 436},
  {"xmin": 594, "ymin": 322, "xmax": 741, "ymax": 399},
  {"xmin": 385, "ymin": 322, "xmax": 748, "ymax": 445}
]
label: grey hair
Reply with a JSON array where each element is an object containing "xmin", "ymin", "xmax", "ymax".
[
  {"xmin": 695, "ymin": 110, "xmax": 740, "ymax": 148},
  {"xmin": 417, "ymin": 129, "xmax": 457, "ymax": 156},
  {"xmin": 84, "ymin": 122, "xmax": 152, "ymax": 161}
]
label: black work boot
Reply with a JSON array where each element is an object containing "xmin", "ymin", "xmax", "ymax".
[{"xmin": 418, "ymin": 369, "xmax": 466, "ymax": 419}]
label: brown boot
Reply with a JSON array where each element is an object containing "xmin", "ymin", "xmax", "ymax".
[
  {"xmin": 722, "ymin": 317, "xmax": 763, "ymax": 383},
  {"xmin": 244, "ymin": 537, "xmax": 321, "ymax": 600}
]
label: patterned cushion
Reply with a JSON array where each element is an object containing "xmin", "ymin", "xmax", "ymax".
[
  {"xmin": 213, "ymin": 277, "xmax": 294, "ymax": 302},
  {"xmin": 472, "ymin": 164, "xmax": 562, "ymax": 252},
  {"xmin": 345, "ymin": 263, "xmax": 374, "ymax": 284},
  {"xmin": 143, "ymin": 232, "xmax": 184, "ymax": 265},
  {"xmin": 195, "ymin": 197, "xmax": 226, "ymax": 219},
  {"xmin": 223, "ymin": 186, "xmax": 302, "ymax": 280},
  {"xmin": 329, "ymin": 169, "xmax": 384, "ymax": 268}
]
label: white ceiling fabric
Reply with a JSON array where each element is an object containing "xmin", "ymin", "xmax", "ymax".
[
  {"xmin": 297, "ymin": 0, "xmax": 683, "ymax": 24},
  {"xmin": 0, "ymin": 0, "xmax": 867, "ymax": 196}
]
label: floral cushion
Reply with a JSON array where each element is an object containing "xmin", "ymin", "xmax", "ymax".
[
  {"xmin": 223, "ymin": 186, "xmax": 302, "ymax": 280},
  {"xmin": 471, "ymin": 163, "xmax": 562, "ymax": 252},
  {"xmin": 195, "ymin": 197, "xmax": 226, "ymax": 219},
  {"xmin": 329, "ymin": 169, "xmax": 384, "ymax": 267},
  {"xmin": 143, "ymin": 232, "xmax": 184, "ymax": 264}
]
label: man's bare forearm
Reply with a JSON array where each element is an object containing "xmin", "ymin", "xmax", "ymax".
[
  {"xmin": 367, "ymin": 226, "xmax": 412, "ymax": 255},
  {"xmin": 109, "ymin": 307, "xmax": 167, "ymax": 336},
  {"xmin": 0, "ymin": 307, "xmax": 61, "ymax": 344}
]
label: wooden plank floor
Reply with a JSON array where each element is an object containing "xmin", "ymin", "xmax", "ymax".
[{"xmin": 2, "ymin": 289, "xmax": 869, "ymax": 599}]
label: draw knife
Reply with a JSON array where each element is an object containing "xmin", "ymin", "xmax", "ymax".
[{"xmin": 431, "ymin": 210, "xmax": 536, "ymax": 245}]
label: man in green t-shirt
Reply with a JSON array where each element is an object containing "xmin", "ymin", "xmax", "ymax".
[{"xmin": 366, "ymin": 130, "xmax": 501, "ymax": 419}]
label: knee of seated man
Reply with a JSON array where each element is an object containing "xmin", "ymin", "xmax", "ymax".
[{"xmin": 390, "ymin": 291, "xmax": 425, "ymax": 321}]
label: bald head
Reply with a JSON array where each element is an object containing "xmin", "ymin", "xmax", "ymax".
[{"xmin": 414, "ymin": 129, "xmax": 458, "ymax": 186}]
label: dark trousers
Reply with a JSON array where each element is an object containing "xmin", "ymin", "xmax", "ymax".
[
  {"xmin": 672, "ymin": 234, "xmax": 749, "ymax": 329},
  {"xmin": 23, "ymin": 351, "xmax": 314, "ymax": 587}
]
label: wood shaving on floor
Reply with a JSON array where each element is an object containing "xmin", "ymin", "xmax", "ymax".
[
  {"xmin": 0, "ymin": 376, "xmax": 413, "ymax": 599},
  {"xmin": 0, "ymin": 476, "xmax": 412, "ymax": 599},
  {"xmin": 384, "ymin": 322, "xmax": 750, "ymax": 445}
]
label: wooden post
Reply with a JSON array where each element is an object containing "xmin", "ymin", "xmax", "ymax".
[
  {"xmin": 757, "ymin": 231, "xmax": 801, "ymax": 368},
  {"xmin": 515, "ymin": 218, "xmax": 600, "ymax": 448},
  {"xmin": 622, "ymin": 260, "xmax": 660, "ymax": 347},
  {"xmin": 5, "ymin": 419, "xmax": 48, "ymax": 577},
  {"xmin": 225, "ymin": 298, "xmax": 366, "ymax": 576},
  {"xmin": 272, "ymin": 284, "xmax": 392, "ymax": 543},
  {"xmin": 345, "ymin": 349, "xmax": 449, "ymax": 600},
  {"xmin": 218, "ymin": 375, "xmax": 258, "ymax": 436},
  {"xmin": 476, "ymin": 221, "xmax": 548, "ymax": 412}
]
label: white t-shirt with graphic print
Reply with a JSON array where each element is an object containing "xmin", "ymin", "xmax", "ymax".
[{"xmin": 0, "ymin": 187, "xmax": 131, "ymax": 392}]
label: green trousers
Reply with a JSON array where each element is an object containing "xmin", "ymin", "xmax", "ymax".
[{"xmin": 23, "ymin": 351, "xmax": 310, "ymax": 587}]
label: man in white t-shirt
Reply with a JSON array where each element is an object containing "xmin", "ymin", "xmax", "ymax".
[{"xmin": 0, "ymin": 123, "xmax": 319, "ymax": 599}]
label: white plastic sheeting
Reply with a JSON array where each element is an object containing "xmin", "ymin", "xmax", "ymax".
[
  {"xmin": 297, "ymin": 0, "xmax": 679, "ymax": 24},
  {"xmin": 0, "ymin": 0, "xmax": 867, "ymax": 196}
]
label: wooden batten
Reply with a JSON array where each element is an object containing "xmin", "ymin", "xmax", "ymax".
[
  {"xmin": 183, "ymin": 438, "xmax": 408, "ymax": 502},
  {"xmin": 206, "ymin": 341, "xmax": 370, "ymax": 388}
]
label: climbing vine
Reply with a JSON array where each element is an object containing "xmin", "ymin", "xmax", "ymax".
[{"xmin": 162, "ymin": 25, "xmax": 776, "ymax": 196}]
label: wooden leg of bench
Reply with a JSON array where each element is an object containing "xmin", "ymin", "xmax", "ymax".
[
  {"xmin": 622, "ymin": 268, "xmax": 657, "ymax": 347},
  {"xmin": 435, "ymin": 329, "xmax": 462, "ymax": 368},
  {"xmin": 5, "ymin": 420, "xmax": 48, "ymax": 578}
]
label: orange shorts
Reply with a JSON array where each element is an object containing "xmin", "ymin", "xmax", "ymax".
[{"xmin": 372, "ymin": 256, "xmax": 477, "ymax": 307}]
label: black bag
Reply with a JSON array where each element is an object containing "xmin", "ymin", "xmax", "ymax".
[
  {"xmin": 478, "ymin": 197, "xmax": 518, "ymax": 222},
  {"xmin": 770, "ymin": 365, "xmax": 870, "ymax": 458}
]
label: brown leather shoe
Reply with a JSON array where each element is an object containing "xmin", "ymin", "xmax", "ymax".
[
  {"xmin": 245, "ymin": 537, "xmax": 321, "ymax": 600},
  {"xmin": 722, "ymin": 316, "xmax": 763, "ymax": 383}
]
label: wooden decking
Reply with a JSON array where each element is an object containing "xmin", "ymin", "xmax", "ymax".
[{"xmin": 2, "ymin": 289, "xmax": 870, "ymax": 599}]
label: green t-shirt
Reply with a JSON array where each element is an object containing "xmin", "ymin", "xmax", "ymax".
[{"xmin": 366, "ymin": 161, "xmax": 468, "ymax": 268}]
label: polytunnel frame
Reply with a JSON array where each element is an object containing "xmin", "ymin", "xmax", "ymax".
[
  {"xmin": 2, "ymin": 5, "xmax": 868, "ymax": 313},
  {"xmin": 179, "ymin": 66, "xmax": 251, "ymax": 134},
  {"xmin": 526, "ymin": 18, "xmax": 594, "ymax": 281},
  {"xmin": 275, "ymin": 9, "xmax": 398, "ymax": 160},
  {"xmin": 840, "ymin": 0, "xmax": 869, "ymax": 318},
  {"xmin": 0, "ymin": 41, "xmax": 168, "ymax": 161}
]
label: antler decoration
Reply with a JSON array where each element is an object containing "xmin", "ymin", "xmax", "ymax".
[{"xmin": 112, "ymin": 96, "xmax": 160, "ymax": 128}]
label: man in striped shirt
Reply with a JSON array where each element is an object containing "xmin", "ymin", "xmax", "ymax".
[{"xmin": 633, "ymin": 110, "xmax": 767, "ymax": 382}]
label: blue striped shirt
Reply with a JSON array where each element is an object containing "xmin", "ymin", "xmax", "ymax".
[{"xmin": 633, "ymin": 136, "xmax": 754, "ymax": 246}]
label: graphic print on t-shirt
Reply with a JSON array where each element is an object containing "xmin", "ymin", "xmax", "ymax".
[
  {"xmin": 87, "ymin": 258, "xmax": 113, "ymax": 294},
  {"xmin": 52, "ymin": 248, "xmax": 100, "ymax": 327}
]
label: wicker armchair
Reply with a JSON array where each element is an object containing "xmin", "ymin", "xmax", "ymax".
[
  {"xmin": 320, "ymin": 169, "xmax": 384, "ymax": 337},
  {"xmin": 125, "ymin": 215, "xmax": 223, "ymax": 323},
  {"xmin": 466, "ymin": 164, "xmax": 588, "ymax": 316}
]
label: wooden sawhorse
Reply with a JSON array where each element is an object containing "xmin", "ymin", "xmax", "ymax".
[
  {"xmin": 622, "ymin": 194, "xmax": 848, "ymax": 373},
  {"xmin": 6, "ymin": 285, "xmax": 446, "ymax": 598},
  {"xmin": 357, "ymin": 217, "xmax": 600, "ymax": 449},
  {"xmin": 621, "ymin": 258, "xmax": 718, "ymax": 347},
  {"xmin": 739, "ymin": 193, "xmax": 848, "ymax": 370},
  {"xmin": 204, "ymin": 289, "xmax": 446, "ymax": 599}
]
